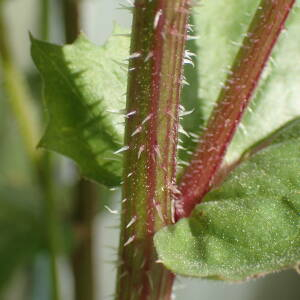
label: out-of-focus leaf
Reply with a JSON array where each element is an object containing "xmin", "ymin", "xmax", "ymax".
[
  {"xmin": 31, "ymin": 27, "xmax": 130, "ymax": 187},
  {"xmin": 0, "ymin": 185, "xmax": 43, "ymax": 290},
  {"xmin": 155, "ymin": 118, "xmax": 300, "ymax": 281},
  {"xmin": 186, "ymin": 1, "xmax": 300, "ymax": 164}
]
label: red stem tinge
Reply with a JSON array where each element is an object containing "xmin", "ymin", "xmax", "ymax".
[{"xmin": 176, "ymin": 0, "xmax": 296, "ymax": 219}]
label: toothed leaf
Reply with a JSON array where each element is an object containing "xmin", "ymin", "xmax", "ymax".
[
  {"xmin": 31, "ymin": 28, "xmax": 130, "ymax": 186},
  {"xmin": 155, "ymin": 118, "xmax": 300, "ymax": 281},
  {"xmin": 189, "ymin": 1, "xmax": 300, "ymax": 164}
]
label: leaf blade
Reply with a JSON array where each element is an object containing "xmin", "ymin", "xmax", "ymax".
[
  {"xmin": 155, "ymin": 118, "xmax": 300, "ymax": 281},
  {"xmin": 31, "ymin": 29, "xmax": 130, "ymax": 186}
]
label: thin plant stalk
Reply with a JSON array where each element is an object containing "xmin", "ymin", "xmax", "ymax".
[
  {"xmin": 38, "ymin": 3, "xmax": 61, "ymax": 299},
  {"xmin": 62, "ymin": 1, "xmax": 97, "ymax": 299},
  {"xmin": 38, "ymin": 154, "xmax": 60, "ymax": 300},
  {"xmin": 71, "ymin": 179, "xmax": 97, "ymax": 300},
  {"xmin": 63, "ymin": 0, "xmax": 80, "ymax": 44}
]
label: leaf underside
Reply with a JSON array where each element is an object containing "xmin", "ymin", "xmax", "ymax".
[
  {"xmin": 155, "ymin": 118, "xmax": 300, "ymax": 281},
  {"xmin": 31, "ymin": 27, "xmax": 129, "ymax": 187}
]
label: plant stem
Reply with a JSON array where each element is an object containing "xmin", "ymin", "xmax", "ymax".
[
  {"xmin": 71, "ymin": 179, "xmax": 98, "ymax": 300},
  {"xmin": 63, "ymin": 0, "xmax": 81, "ymax": 43},
  {"xmin": 116, "ymin": 1, "xmax": 190, "ymax": 299},
  {"xmin": 38, "ymin": 155, "xmax": 60, "ymax": 300},
  {"xmin": 41, "ymin": 0, "xmax": 50, "ymax": 41},
  {"xmin": 62, "ymin": 2, "xmax": 98, "ymax": 300},
  {"xmin": 39, "ymin": 2, "xmax": 61, "ymax": 299},
  {"xmin": 176, "ymin": 0, "xmax": 296, "ymax": 219}
]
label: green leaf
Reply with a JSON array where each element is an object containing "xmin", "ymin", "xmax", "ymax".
[
  {"xmin": 31, "ymin": 27, "xmax": 130, "ymax": 187},
  {"xmin": 0, "ymin": 185, "xmax": 43, "ymax": 289},
  {"xmin": 188, "ymin": 1, "xmax": 300, "ymax": 164},
  {"xmin": 155, "ymin": 118, "xmax": 300, "ymax": 281}
]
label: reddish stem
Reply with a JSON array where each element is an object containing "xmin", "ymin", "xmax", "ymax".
[{"xmin": 176, "ymin": 0, "xmax": 296, "ymax": 219}]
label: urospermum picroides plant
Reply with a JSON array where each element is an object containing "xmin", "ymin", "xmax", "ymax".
[{"xmin": 31, "ymin": 0, "xmax": 300, "ymax": 299}]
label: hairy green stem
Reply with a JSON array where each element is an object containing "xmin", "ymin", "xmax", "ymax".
[
  {"xmin": 116, "ymin": 1, "xmax": 190, "ymax": 299},
  {"xmin": 176, "ymin": 0, "xmax": 296, "ymax": 218}
]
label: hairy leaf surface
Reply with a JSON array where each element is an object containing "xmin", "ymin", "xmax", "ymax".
[
  {"xmin": 31, "ymin": 28, "xmax": 129, "ymax": 186},
  {"xmin": 155, "ymin": 118, "xmax": 300, "ymax": 281}
]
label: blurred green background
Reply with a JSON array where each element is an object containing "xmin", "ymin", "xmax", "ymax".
[{"xmin": 0, "ymin": 0, "xmax": 299, "ymax": 299}]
